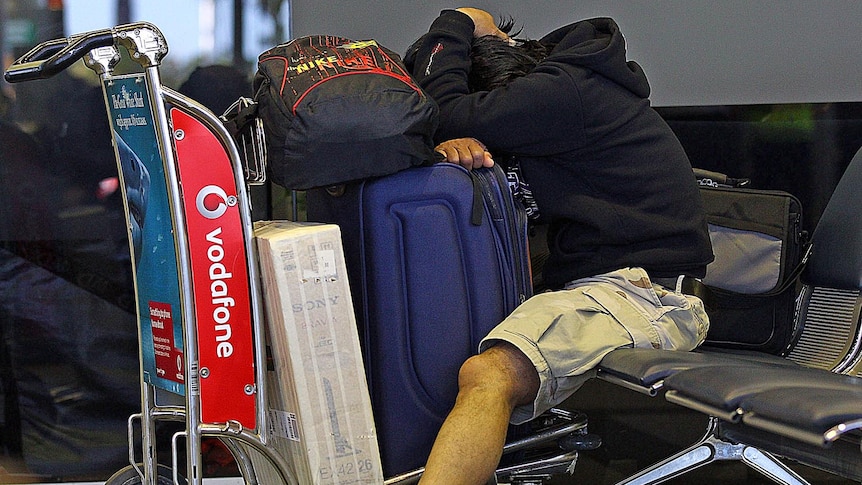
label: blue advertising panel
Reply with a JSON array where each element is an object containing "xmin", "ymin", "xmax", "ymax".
[{"xmin": 105, "ymin": 73, "xmax": 185, "ymax": 395}]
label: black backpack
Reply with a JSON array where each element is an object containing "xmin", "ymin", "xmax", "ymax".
[{"xmin": 252, "ymin": 35, "xmax": 439, "ymax": 190}]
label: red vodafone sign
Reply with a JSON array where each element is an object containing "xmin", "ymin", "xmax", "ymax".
[{"xmin": 171, "ymin": 108, "xmax": 256, "ymax": 428}]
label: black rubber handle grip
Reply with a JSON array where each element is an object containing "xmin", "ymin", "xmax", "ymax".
[{"xmin": 4, "ymin": 30, "xmax": 114, "ymax": 83}]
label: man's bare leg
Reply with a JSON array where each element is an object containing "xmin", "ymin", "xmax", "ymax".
[{"xmin": 419, "ymin": 342, "xmax": 540, "ymax": 485}]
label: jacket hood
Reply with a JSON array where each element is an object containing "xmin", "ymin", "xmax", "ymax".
[{"xmin": 539, "ymin": 17, "xmax": 650, "ymax": 98}]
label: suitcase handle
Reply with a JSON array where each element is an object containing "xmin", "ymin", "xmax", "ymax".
[
  {"xmin": 322, "ymin": 166, "xmax": 487, "ymax": 226},
  {"xmin": 693, "ymin": 168, "xmax": 751, "ymax": 188}
]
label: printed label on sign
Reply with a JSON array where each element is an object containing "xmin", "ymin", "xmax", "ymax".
[{"xmin": 149, "ymin": 301, "xmax": 184, "ymax": 383}]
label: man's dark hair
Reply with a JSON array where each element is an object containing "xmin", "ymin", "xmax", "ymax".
[{"xmin": 468, "ymin": 18, "xmax": 549, "ymax": 92}]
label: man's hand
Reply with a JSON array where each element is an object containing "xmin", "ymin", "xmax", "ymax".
[
  {"xmin": 455, "ymin": 7, "xmax": 508, "ymax": 40},
  {"xmin": 435, "ymin": 138, "xmax": 494, "ymax": 171}
]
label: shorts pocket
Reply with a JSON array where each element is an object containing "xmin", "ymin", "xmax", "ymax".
[{"xmin": 581, "ymin": 284, "xmax": 661, "ymax": 349}]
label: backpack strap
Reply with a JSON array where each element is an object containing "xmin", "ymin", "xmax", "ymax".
[{"xmin": 219, "ymin": 97, "xmax": 259, "ymax": 140}]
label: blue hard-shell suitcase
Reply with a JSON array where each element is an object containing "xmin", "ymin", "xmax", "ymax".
[{"xmin": 306, "ymin": 162, "xmax": 532, "ymax": 475}]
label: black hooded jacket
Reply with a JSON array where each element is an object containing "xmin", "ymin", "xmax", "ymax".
[{"xmin": 409, "ymin": 10, "xmax": 714, "ymax": 289}]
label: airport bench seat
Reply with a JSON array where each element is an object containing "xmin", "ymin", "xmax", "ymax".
[{"xmin": 594, "ymin": 145, "xmax": 862, "ymax": 484}]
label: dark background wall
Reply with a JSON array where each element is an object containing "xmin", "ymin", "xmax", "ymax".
[{"xmin": 288, "ymin": 0, "xmax": 862, "ymax": 107}]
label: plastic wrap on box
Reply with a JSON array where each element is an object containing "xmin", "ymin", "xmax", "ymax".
[{"xmin": 254, "ymin": 221, "xmax": 382, "ymax": 485}]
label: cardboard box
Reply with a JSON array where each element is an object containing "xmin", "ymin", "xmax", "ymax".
[{"xmin": 254, "ymin": 221, "xmax": 383, "ymax": 484}]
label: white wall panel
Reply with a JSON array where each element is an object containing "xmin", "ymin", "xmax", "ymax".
[{"xmin": 288, "ymin": 0, "xmax": 862, "ymax": 106}]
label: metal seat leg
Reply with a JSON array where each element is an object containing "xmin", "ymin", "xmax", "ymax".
[{"xmin": 615, "ymin": 418, "xmax": 811, "ymax": 485}]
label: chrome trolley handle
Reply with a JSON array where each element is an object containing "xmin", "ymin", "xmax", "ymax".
[{"xmin": 4, "ymin": 22, "xmax": 168, "ymax": 83}]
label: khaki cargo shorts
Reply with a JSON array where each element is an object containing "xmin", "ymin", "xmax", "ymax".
[{"xmin": 479, "ymin": 267, "xmax": 709, "ymax": 424}]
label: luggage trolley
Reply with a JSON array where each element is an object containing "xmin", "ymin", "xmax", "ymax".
[
  {"xmin": 5, "ymin": 22, "xmax": 595, "ymax": 485},
  {"xmin": 6, "ymin": 22, "xmax": 294, "ymax": 485}
]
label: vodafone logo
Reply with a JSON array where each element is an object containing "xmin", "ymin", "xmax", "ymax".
[{"xmin": 196, "ymin": 185, "xmax": 237, "ymax": 220}]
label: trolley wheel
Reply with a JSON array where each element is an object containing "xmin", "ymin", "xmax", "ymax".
[{"xmin": 105, "ymin": 464, "xmax": 186, "ymax": 485}]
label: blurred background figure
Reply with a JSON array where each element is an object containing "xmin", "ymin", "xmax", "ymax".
[{"xmin": 178, "ymin": 64, "xmax": 253, "ymax": 114}]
